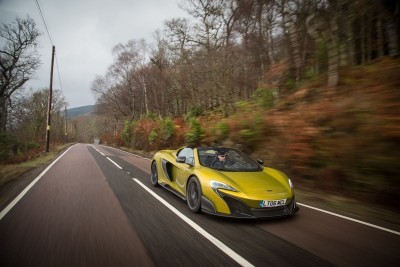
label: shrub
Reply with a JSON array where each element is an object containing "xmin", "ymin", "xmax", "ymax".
[
  {"xmin": 235, "ymin": 100, "xmax": 250, "ymax": 111},
  {"xmin": 141, "ymin": 112, "xmax": 158, "ymax": 120},
  {"xmin": 24, "ymin": 141, "xmax": 40, "ymax": 151},
  {"xmin": 122, "ymin": 120, "xmax": 133, "ymax": 146},
  {"xmin": 184, "ymin": 106, "xmax": 203, "ymax": 121},
  {"xmin": 240, "ymin": 129, "xmax": 256, "ymax": 141},
  {"xmin": 0, "ymin": 132, "xmax": 19, "ymax": 161},
  {"xmin": 161, "ymin": 117, "xmax": 174, "ymax": 141},
  {"xmin": 185, "ymin": 118, "xmax": 204, "ymax": 145},
  {"xmin": 149, "ymin": 128, "xmax": 158, "ymax": 145},
  {"xmin": 218, "ymin": 121, "xmax": 229, "ymax": 140},
  {"xmin": 236, "ymin": 113, "xmax": 264, "ymax": 151},
  {"xmin": 253, "ymin": 87, "xmax": 275, "ymax": 109},
  {"xmin": 132, "ymin": 119, "xmax": 158, "ymax": 150}
]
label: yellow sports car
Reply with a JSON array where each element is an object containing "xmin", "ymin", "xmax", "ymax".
[{"xmin": 151, "ymin": 146, "xmax": 299, "ymax": 218}]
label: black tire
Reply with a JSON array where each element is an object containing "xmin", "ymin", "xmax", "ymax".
[
  {"xmin": 151, "ymin": 161, "xmax": 159, "ymax": 187},
  {"xmin": 186, "ymin": 177, "xmax": 202, "ymax": 213}
]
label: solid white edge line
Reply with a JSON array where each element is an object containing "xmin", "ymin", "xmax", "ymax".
[
  {"xmin": 100, "ymin": 144, "xmax": 151, "ymax": 160},
  {"xmin": 106, "ymin": 157, "xmax": 122, "ymax": 169},
  {"xmin": 132, "ymin": 178, "xmax": 255, "ymax": 267},
  {"xmin": 297, "ymin": 202, "xmax": 400, "ymax": 236},
  {"xmin": 0, "ymin": 145, "xmax": 76, "ymax": 221}
]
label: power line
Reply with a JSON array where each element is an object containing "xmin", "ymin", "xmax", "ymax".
[
  {"xmin": 34, "ymin": 0, "xmax": 65, "ymax": 102},
  {"xmin": 55, "ymin": 55, "xmax": 65, "ymax": 100},
  {"xmin": 34, "ymin": 0, "xmax": 53, "ymax": 46}
]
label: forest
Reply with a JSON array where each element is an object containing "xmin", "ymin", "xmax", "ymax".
[{"xmin": 91, "ymin": 0, "xmax": 399, "ymax": 119}]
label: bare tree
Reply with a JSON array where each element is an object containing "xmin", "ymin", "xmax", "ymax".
[
  {"xmin": 164, "ymin": 18, "xmax": 193, "ymax": 61},
  {"xmin": 90, "ymin": 0, "xmax": 400, "ymax": 123},
  {"xmin": 91, "ymin": 74, "xmax": 131, "ymax": 119},
  {"xmin": 112, "ymin": 40, "xmax": 150, "ymax": 116},
  {"xmin": 10, "ymin": 88, "xmax": 65, "ymax": 144},
  {"xmin": 163, "ymin": 18, "xmax": 199, "ymax": 114},
  {"xmin": 182, "ymin": 0, "xmax": 226, "ymax": 50},
  {"xmin": 0, "ymin": 16, "xmax": 41, "ymax": 132}
]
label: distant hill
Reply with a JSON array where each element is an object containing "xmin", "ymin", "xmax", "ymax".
[{"xmin": 66, "ymin": 105, "xmax": 96, "ymax": 118}]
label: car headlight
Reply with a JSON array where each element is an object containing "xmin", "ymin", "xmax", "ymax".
[
  {"xmin": 210, "ymin": 180, "xmax": 238, "ymax": 192},
  {"xmin": 289, "ymin": 179, "xmax": 293, "ymax": 189}
]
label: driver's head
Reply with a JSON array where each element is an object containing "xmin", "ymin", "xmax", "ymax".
[{"xmin": 217, "ymin": 150, "xmax": 226, "ymax": 161}]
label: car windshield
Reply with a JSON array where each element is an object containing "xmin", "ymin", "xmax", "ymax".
[{"xmin": 197, "ymin": 147, "xmax": 263, "ymax": 172}]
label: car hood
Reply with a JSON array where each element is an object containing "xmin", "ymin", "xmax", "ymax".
[{"xmin": 219, "ymin": 168, "xmax": 290, "ymax": 194}]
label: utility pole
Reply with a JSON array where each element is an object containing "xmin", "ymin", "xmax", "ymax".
[
  {"xmin": 45, "ymin": 45, "xmax": 55, "ymax": 152},
  {"xmin": 64, "ymin": 106, "xmax": 68, "ymax": 143}
]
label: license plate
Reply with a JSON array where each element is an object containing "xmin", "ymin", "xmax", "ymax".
[{"xmin": 259, "ymin": 199, "xmax": 286, "ymax": 208}]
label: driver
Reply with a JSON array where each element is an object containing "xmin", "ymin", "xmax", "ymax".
[
  {"xmin": 213, "ymin": 150, "xmax": 229, "ymax": 168},
  {"xmin": 217, "ymin": 151, "xmax": 226, "ymax": 162}
]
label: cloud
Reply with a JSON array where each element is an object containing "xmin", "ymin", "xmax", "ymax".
[{"xmin": 0, "ymin": 0, "xmax": 187, "ymax": 108}]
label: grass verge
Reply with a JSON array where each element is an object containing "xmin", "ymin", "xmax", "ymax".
[{"xmin": 0, "ymin": 144, "xmax": 73, "ymax": 188}]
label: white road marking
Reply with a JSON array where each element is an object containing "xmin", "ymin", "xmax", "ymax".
[
  {"xmin": 0, "ymin": 145, "xmax": 75, "ymax": 221},
  {"xmin": 297, "ymin": 202, "xmax": 400, "ymax": 236},
  {"xmin": 133, "ymin": 178, "xmax": 255, "ymax": 267},
  {"xmin": 99, "ymin": 145, "xmax": 151, "ymax": 161},
  {"xmin": 106, "ymin": 157, "xmax": 122, "ymax": 169},
  {"xmin": 89, "ymin": 145, "xmax": 105, "ymax": 156}
]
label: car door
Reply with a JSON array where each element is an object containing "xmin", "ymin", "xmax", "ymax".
[{"xmin": 173, "ymin": 147, "xmax": 194, "ymax": 196}]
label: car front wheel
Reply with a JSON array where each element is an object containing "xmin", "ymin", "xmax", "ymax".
[
  {"xmin": 151, "ymin": 161, "xmax": 159, "ymax": 187},
  {"xmin": 186, "ymin": 177, "xmax": 201, "ymax": 213}
]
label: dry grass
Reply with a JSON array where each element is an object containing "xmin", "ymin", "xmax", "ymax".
[{"xmin": 0, "ymin": 144, "xmax": 72, "ymax": 187}]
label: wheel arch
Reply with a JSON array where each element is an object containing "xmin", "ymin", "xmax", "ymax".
[{"xmin": 186, "ymin": 174, "xmax": 201, "ymax": 192}]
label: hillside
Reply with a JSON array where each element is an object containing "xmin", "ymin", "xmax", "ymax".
[
  {"xmin": 218, "ymin": 57, "xmax": 400, "ymax": 209},
  {"xmin": 113, "ymin": 57, "xmax": 400, "ymax": 212},
  {"xmin": 67, "ymin": 105, "xmax": 96, "ymax": 118}
]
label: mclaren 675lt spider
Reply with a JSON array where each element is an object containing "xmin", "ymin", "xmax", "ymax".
[{"xmin": 150, "ymin": 146, "xmax": 299, "ymax": 218}]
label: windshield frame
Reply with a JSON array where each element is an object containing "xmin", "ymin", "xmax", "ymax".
[{"xmin": 197, "ymin": 147, "xmax": 263, "ymax": 172}]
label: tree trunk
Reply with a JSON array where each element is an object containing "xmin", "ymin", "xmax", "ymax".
[
  {"xmin": 0, "ymin": 97, "xmax": 7, "ymax": 132},
  {"xmin": 327, "ymin": 12, "xmax": 339, "ymax": 89},
  {"xmin": 386, "ymin": 18, "xmax": 399, "ymax": 56},
  {"xmin": 289, "ymin": 23, "xmax": 303, "ymax": 83},
  {"xmin": 377, "ymin": 14, "xmax": 384, "ymax": 57},
  {"xmin": 138, "ymin": 75, "xmax": 149, "ymax": 115}
]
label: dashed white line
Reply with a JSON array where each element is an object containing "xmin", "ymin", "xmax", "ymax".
[
  {"xmin": 90, "ymin": 145, "xmax": 123, "ymax": 170},
  {"xmin": 106, "ymin": 157, "xmax": 122, "ymax": 169},
  {"xmin": 89, "ymin": 145, "xmax": 105, "ymax": 156}
]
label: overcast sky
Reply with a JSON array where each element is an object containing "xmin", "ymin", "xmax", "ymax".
[{"xmin": 0, "ymin": 0, "xmax": 187, "ymax": 108}]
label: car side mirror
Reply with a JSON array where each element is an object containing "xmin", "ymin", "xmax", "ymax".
[
  {"xmin": 257, "ymin": 159, "xmax": 264, "ymax": 165},
  {"xmin": 176, "ymin": 156, "xmax": 186, "ymax": 163}
]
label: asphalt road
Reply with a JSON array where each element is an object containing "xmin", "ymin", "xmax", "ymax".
[{"xmin": 0, "ymin": 144, "xmax": 399, "ymax": 266}]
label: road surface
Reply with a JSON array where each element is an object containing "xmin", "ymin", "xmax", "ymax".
[{"xmin": 0, "ymin": 144, "xmax": 399, "ymax": 266}]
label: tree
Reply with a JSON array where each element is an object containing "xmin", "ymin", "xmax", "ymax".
[
  {"xmin": 10, "ymin": 88, "xmax": 66, "ymax": 144},
  {"xmin": 0, "ymin": 16, "xmax": 41, "ymax": 132},
  {"xmin": 91, "ymin": 0, "xmax": 400, "ymax": 123}
]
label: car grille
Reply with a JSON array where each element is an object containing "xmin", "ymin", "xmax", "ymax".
[
  {"xmin": 222, "ymin": 196, "xmax": 253, "ymax": 217},
  {"xmin": 221, "ymin": 194, "xmax": 297, "ymax": 218}
]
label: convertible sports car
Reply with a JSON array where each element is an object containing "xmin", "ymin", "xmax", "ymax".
[{"xmin": 150, "ymin": 146, "xmax": 299, "ymax": 218}]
